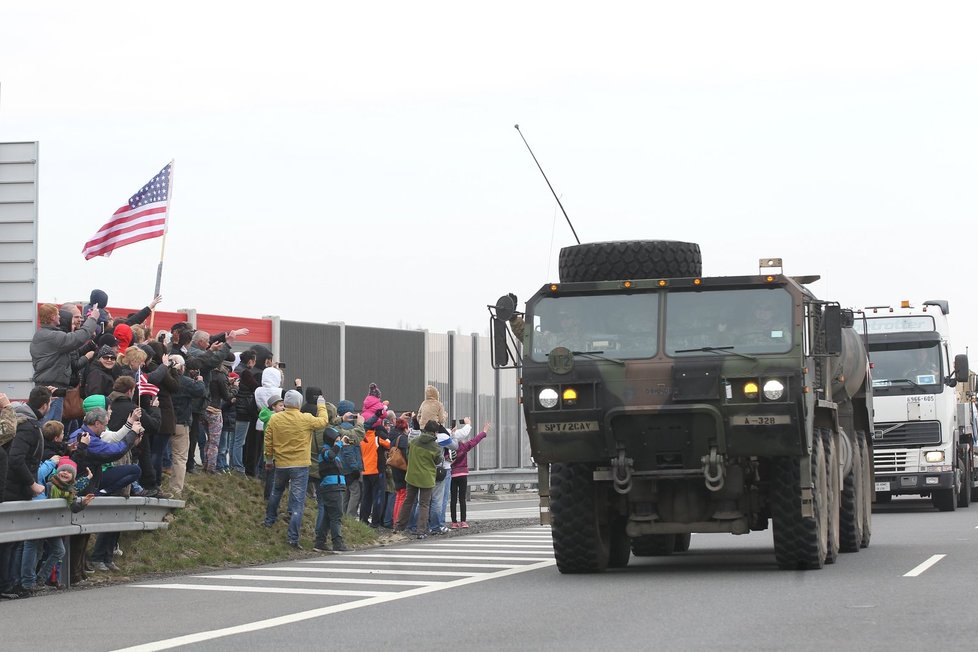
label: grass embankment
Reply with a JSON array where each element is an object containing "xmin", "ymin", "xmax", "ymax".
[{"xmin": 118, "ymin": 472, "xmax": 378, "ymax": 575}]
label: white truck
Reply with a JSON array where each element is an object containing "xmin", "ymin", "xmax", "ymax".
[{"xmin": 856, "ymin": 300, "xmax": 971, "ymax": 511}]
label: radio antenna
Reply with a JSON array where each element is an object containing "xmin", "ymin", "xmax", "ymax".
[{"xmin": 514, "ymin": 124, "xmax": 581, "ymax": 244}]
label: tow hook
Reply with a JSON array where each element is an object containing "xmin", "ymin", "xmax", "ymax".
[
  {"xmin": 612, "ymin": 448, "xmax": 633, "ymax": 494},
  {"xmin": 701, "ymin": 447, "xmax": 726, "ymax": 492}
]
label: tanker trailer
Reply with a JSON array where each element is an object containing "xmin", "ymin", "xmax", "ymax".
[{"xmin": 489, "ymin": 244, "xmax": 874, "ymax": 572}]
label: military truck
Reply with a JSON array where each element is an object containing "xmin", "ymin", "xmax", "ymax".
[{"xmin": 489, "ymin": 240, "xmax": 874, "ymax": 572}]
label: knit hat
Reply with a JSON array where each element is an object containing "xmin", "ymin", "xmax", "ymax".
[
  {"xmin": 97, "ymin": 344, "xmax": 117, "ymax": 360},
  {"xmin": 82, "ymin": 394, "xmax": 107, "ymax": 412},
  {"xmin": 368, "ymin": 383, "xmax": 381, "ymax": 399},
  {"xmin": 284, "ymin": 389, "xmax": 303, "ymax": 408},
  {"xmin": 97, "ymin": 333, "xmax": 119, "ymax": 349},
  {"xmin": 89, "ymin": 289, "xmax": 109, "ymax": 309},
  {"xmin": 267, "ymin": 393, "xmax": 284, "ymax": 409},
  {"xmin": 113, "ymin": 323, "xmax": 133, "ymax": 353},
  {"xmin": 56, "ymin": 458, "xmax": 78, "ymax": 480},
  {"xmin": 337, "ymin": 399, "xmax": 355, "ymax": 416}
]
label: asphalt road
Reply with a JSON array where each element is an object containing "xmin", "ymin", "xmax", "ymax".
[{"xmin": 2, "ymin": 496, "xmax": 975, "ymax": 651}]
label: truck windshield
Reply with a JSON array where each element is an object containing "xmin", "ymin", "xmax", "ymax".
[
  {"xmin": 870, "ymin": 343, "xmax": 942, "ymax": 388},
  {"xmin": 665, "ymin": 287, "xmax": 793, "ymax": 356},
  {"xmin": 529, "ymin": 293, "xmax": 659, "ymax": 361}
]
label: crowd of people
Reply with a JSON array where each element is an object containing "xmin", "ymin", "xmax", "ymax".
[{"xmin": 0, "ymin": 291, "xmax": 490, "ymax": 599}]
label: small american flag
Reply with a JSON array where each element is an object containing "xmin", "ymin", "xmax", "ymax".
[
  {"xmin": 82, "ymin": 163, "xmax": 172, "ymax": 260},
  {"xmin": 138, "ymin": 371, "xmax": 160, "ymax": 398}
]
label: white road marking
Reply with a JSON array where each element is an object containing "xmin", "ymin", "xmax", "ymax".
[
  {"xmin": 197, "ymin": 574, "xmax": 435, "ymax": 586},
  {"xmin": 903, "ymin": 554, "xmax": 947, "ymax": 577},
  {"xmin": 301, "ymin": 559, "xmax": 514, "ymax": 568},
  {"xmin": 255, "ymin": 566, "xmax": 484, "ymax": 577},
  {"xmin": 134, "ymin": 583, "xmax": 389, "ymax": 597},
  {"xmin": 425, "ymin": 541, "xmax": 553, "ymax": 548},
  {"xmin": 117, "ymin": 559, "xmax": 556, "ymax": 651},
  {"xmin": 356, "ymin": 553, "xmax": 550, "ymax": 561}
]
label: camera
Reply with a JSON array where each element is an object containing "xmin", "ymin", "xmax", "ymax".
[{"xmin": 278, "ymin": 362, "xmax": 287, "ymax": 370}]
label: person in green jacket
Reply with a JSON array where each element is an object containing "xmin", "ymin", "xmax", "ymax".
[{"xmin": 393, "ymin": 420, "xmax": 443, "ymax": 539}]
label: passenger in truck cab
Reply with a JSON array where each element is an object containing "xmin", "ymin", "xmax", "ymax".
[
  {"xmin": 739, "ymin": 298, "xmax": 788, "ymax": 345},
  {"xmin": 903, "ymin": 347, "xmax": 939, "ymax": 383}
]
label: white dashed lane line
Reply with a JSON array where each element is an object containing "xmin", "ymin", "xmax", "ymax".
[{"xmin": 903, "ymin": 554, "xmax": 946, "ymax": 577}]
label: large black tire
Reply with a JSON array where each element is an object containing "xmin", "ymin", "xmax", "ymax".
[
  {"xmin": 933, "ymin": 480, "xmax": 958, "ymax": 512},
  {"xmin": 821, "ymin": 429, "xmax": 840, "ymax": 564},
  {"xmin": 839, "ymin": 430, "xmax": 864, "ymax": 553},
  {"xmin": 558, "ymin": 240, "xmax": 702, "ymax": 283},
  {"xmin": 858, "ymin": 435, "xmax": 872, "ymax": 548},
  {"xmin": 957, "ymin": 452, "xmax": 972, "ymax": 508},
  {"xmin": 550, "ymin": 463, "xmax": 610, "ymax": 573},
  {"xmin": 673, "ymin": 532, "xmax": 692, "ymax": 553},
  {"xmin": 771, "ymin": 434, "xmax": 828, "ymax": 570},
  {"xmin": 631, "ymin": 534, "xmax": 676, "ymax": 557}
]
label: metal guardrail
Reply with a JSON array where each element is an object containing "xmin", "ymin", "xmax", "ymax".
[
  {"xmin": 0, "ymin": 497, "xmax": 185, "ymax": 544},
  {"xmin": 467, "ymin": 468, "xmax": 539, "ymax": 493}
]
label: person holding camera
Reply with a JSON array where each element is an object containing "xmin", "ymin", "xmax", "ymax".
[{"xmin": 168, "ymin": 355, "xmax": 205, "ymax": 496}]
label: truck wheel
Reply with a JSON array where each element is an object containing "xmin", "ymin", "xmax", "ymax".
[
  {"xmin": 608, "ymin": 517, "xmax": 631, "ymax": 568},
  {"xmin": 550, "ymin": 463, "xmax": 610, "ymax": 573},
  {"xmin": 771, "ymin": 433, "xmax": 828, "ymax": 570},
  {"xmin": 558, "ymin": 240, "xmax": 702, "ymax": 283},
  {"xmin": 857, "ymin": 434, "xmax": 872, "ymax": 548},
  {"xmin": 838, "ymin": 429, "xmax": 864, "ymax": 553},
  {"xmin": 673, "ymin": 532, "xmax": 692, "ymax": 552},
  {"xmin": 631, "ymin": 534, "xmax": 676, "ymax": 556},
  {"xmin": 932, "ymin": 483, "xmax": 958, "ymax": 512},
  {"xmin": 957, "ymin": 453, "xmax": 972, "ymax": 508},
  {"xmin": 821, "ymin": 429, "xmax": 840, "ymax": 564}
]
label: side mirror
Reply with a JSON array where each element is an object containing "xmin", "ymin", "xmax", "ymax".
[
  {"xmin": 491, "ymin": 317, "xmax": 510, "ymax": 367},
  {"xmin": 823, "ymin": 305, "xmax": 842, "ymax": 355},
  {"xmin": 954, "ymin": 353, "xmax": 969, "ymax": 384}
]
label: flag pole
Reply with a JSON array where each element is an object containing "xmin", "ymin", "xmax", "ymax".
[{"xmin": 150, "ymin": 159, "xmax": 175, "ymax": 335}]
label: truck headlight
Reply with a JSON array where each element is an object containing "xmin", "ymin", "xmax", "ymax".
[
  {"xmin": 539, "ymin": 388, "xmax": 559, "ymax": 409},
  {"xmin": 763, "ymin": 379, "xmax": 785, "ymax": 401},
  {"xmin": 924, "ymin": 451, "xmax": 945, "ymax": 463}
]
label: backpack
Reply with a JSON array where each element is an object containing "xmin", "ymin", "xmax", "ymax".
[{"xmin": 319, "ymin": 439, "xmax": 364, "ymax": 477}]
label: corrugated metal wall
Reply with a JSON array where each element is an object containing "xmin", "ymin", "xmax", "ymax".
[
  {"xmin": 279, "ymin": 321, "xmax": 342, "ymax": 402},
  {"xmin": 344, "ymin": 325, "xmax": 425, "ymax": 413}
]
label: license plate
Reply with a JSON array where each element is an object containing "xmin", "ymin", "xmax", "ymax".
[
  {"xmin": 537, "ymin": 421, "xmax": 599, "ymax": 434},
  {"xmin": 875, "ymin": 482, "xmax": 890, "ymax": 492},
  {"xmin": 732, "ymin": 415, "xmax": 791, "ymax": 426}
]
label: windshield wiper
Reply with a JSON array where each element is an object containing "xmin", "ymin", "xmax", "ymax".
[
  {"xmin": 569, "ymin": 350, "xmax": 626, "ymax": 366},
  {"xmin": 674, "ymin": 345, "xmax": 757, "ymax": 361},
  {"xmin": 885, "ymin": 378, "xmax": 926, "ymax": 392}
]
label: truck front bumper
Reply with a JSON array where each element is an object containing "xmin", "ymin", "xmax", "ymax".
[{"xmin": 875, "ymin": 471, "xmax": 954, "ymax": 495}]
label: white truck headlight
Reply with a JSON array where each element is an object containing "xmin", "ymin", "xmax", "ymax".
[
  {"xmin": 763, "ymin": 379, "xmax": 785, "ymax": 401},
  {"xmin": 539, "ymin": 388, "xmax": 559, "ymax": 409},
  {"xmin": 924, "ymin": 451, "xmax": 945, "ymax": 463}
]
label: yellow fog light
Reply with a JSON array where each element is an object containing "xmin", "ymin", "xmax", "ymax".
[
  {"xmin": 744, "ymin": 381, "xmax": 759, "ymax": 399},
  {"xmin": 562, "ymin": 388, "xmax": 578, "ymax": 406}
]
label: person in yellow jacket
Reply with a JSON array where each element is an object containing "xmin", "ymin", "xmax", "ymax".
[{"xmin": 262, "ymin": 390, "xmax": 329, "ymax": 548}]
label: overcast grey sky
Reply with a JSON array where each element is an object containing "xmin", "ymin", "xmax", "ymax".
[{"xmin": 2, "ymin": 1, "xmax": 976, "ymax": 352}]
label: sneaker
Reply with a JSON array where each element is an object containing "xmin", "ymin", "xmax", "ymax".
[
  {"xmin": 416, "ymin": 533, "xmax": 428, "ymax": 540},
  {"xmin": 332, "ymin": 542, "xmax": 350, "ymax": 552},
  {"xmin": 142, "ymin": 488, "xmax": 160, "ymax": 498},
  {"xmin": 106, "ymin": 562, "xmax": 121, "ymax": 572},
  {"xmin": 12, "ymin": 585, "xmax": 33, "ymax": 598},
  {"xmin": 92, "ymin": 562, "xmax": 110, "ymax": 572},
  {"xmin": 0, "ymin": 590, "xmax": 19, "ymax": 600},
  {"xmin": 313, "ymin": 543, "xmax": 328, "ymax": 552},
  {"xmin": 450, "ymin": 522, "xmax": 460, "ymax": 529},
  {"xmin": 287, "ymin": 541, "xmax": 303, "ymax": 550},
  {"xmin": 460, "ymin": 521, "xmax": 470, "ymax": 528},
  {"xmin": 155, "ymin": 491, "xmax": 174, "ymax": 499}
]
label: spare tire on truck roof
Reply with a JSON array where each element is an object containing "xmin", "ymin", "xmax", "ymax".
[{"xmin": 558, "ymin": 240, "xmax": 702, "ymax": 283}]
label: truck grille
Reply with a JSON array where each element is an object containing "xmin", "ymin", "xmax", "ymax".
[
  {"xmin": 874, "ymin": 450, "xmax": 909, "ymax": 473},
  {"xmin": 873, "ymin": 421, "xmax": 941, "ymax": 447}
]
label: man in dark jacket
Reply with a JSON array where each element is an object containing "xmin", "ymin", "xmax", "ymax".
[
  {"xmin": 30, "ymin": 304, "xmax": 99, "ymax": 424},
  {"xmin": 232, "ymin": 351, "xmax": 258, "ymax": 475},
  {"xmin": 168, "ymin": 355, "xmax": 205, "ymax": 496},
  {"xmin": 5, "ymin": 387, "xmax": 51, "ymax": 502}
]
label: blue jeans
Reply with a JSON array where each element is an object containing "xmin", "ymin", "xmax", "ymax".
[
  {"xmin": 428, "ymin": 475, "xmax": 450, "ymax": 530},
  {"xmin": 217, "ymin": 421, "xmax": 234, "ymax": 471},
  {"xmin": 100, "ymin": 464, "xmax": 141, "ymax": 494},
  {"xmin": 231, "ymin": 419, "xmax": 249, "ymax": 473},
  {"xmin": 382, "ymin": 490, "xmax": 395, "ymax": 528},
  {"xmin": 21, "ymin": 537, "xmax": 65, "ymax": 588},
  {"xmin": 264, "ymin": 466, "xmax": 310, "ymax": 545},
  {"xmin": 39, "ymin": 396, "xmax": 63, "ymax": 427}
]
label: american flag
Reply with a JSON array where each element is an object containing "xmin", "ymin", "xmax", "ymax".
[
  {"xmin": 138, "ymin": 370, "xmax": 160, "ymax": 398},
  {"xmin": 82, "ymin": 162, "xmax": 172, "ymax": 260}
]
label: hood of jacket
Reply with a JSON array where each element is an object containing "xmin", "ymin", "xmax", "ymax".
[
  {"xmin": 262, "ymin": 367, "xmax": 282, "ymax": 389},
  {"xmin": 424, "ymin": 385, "xmax": 440, "ymax": 401}
]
